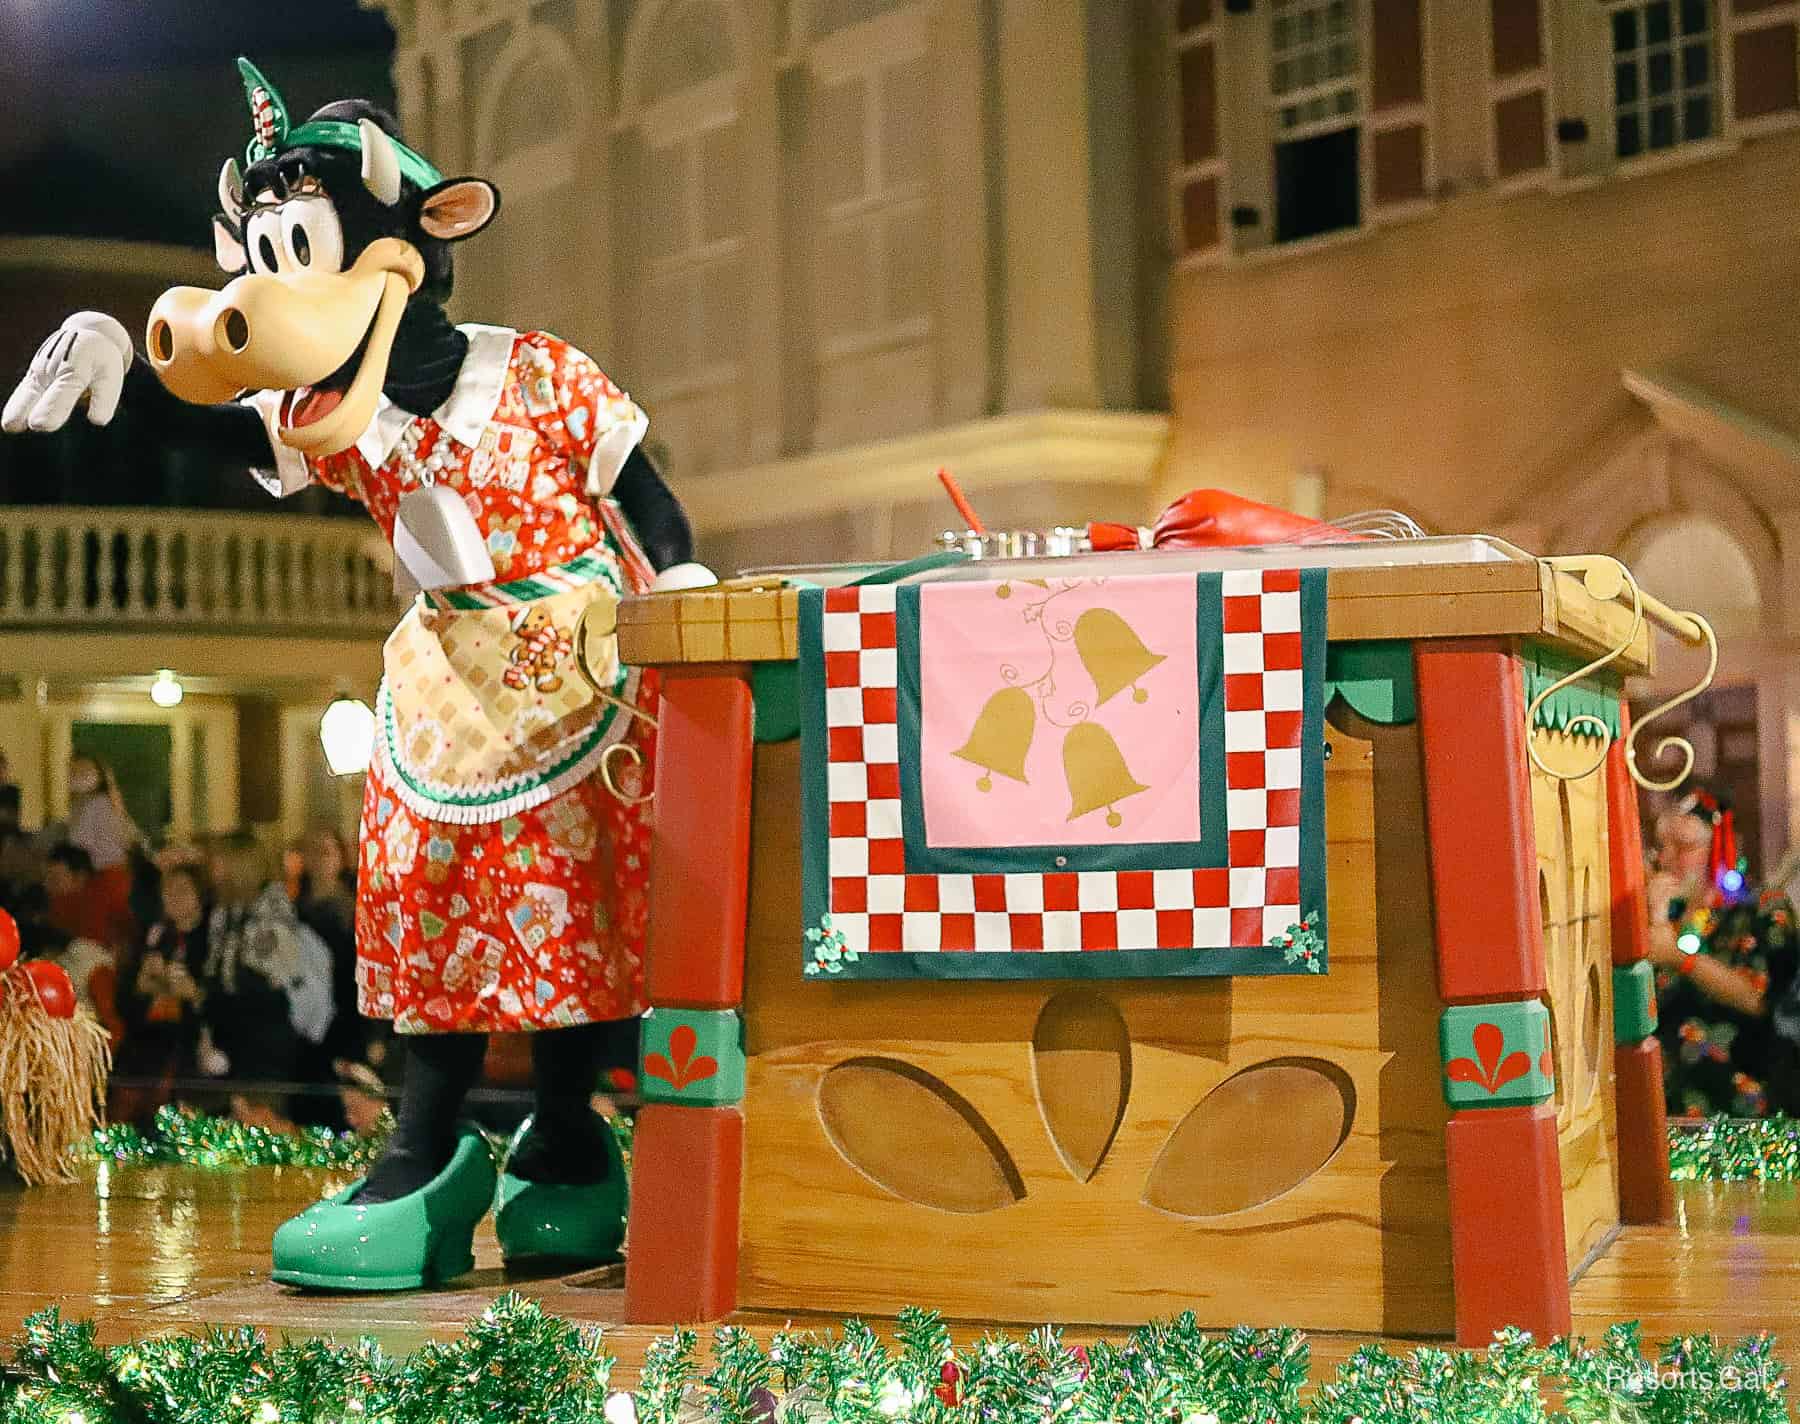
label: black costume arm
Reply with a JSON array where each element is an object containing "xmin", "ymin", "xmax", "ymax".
[
  {"xmin": 122, "ymin": 357, "xmax": 271, "ymax": 466},
  {"xmin": 609, "ymin": 445, "xmax": 694, "ymax": 573}
]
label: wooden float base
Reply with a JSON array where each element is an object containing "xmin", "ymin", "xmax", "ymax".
[{"xmin": 2, "ymin": 1164, "xmax": 1793, "ymax": 1382}]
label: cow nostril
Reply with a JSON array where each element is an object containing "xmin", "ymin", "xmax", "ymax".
[
  {"xmin": 217, "ymin": 308, "xmax": 250, "ymax": 354},
  {"xmin": 149, "ymin": 321, "xmax": 173, "ymax": 363}
]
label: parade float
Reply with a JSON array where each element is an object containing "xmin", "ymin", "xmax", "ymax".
[{"xmin": 610, "ymin": 491, "xmax": 1713, "ymax": 1350}]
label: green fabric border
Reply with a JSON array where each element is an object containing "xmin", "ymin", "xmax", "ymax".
[
  {"xmin": 1298, "ymin": 568, "xmax": 1329, "ymax": 971},
  {"xmin": 799, "ymin": 589, "xmax": 831, "ymax": 959},
  {"xmin": 894, "ymin": 575, "xmax": 1229, "ymax": 875},
  {"xmin": 797, "ymin": 572, "xmax": 1330, "ymax": 982},
  {"xmin": 752, "ymin": 662, "xmax": 801, "ymax": 744},
  {"xmin": 798, "ymin": 944, "xmax": 1331, "ymax": 982}
]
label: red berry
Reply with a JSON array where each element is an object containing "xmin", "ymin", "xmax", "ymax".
[
  {"xmin": 20, "ymin": 960, "xmax": 75, "ymax": 1019},
  {"xmin": 0, "ymin": 909, "xmax": 16, "ymax": 972}
]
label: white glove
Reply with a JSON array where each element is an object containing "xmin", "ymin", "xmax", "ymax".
[
  {"xmin": 651, "ymin": 562, "xmax": 719, "ymax": 592},
  {"xmin": 196, "ymin": 1026, "xmax": 231, "ymax": 1078},
  {"xmin": 2, "ymin": 312, "xmax": 133, "ymax": 434}
]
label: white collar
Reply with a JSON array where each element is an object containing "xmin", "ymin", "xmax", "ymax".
[{"xmin": 353, "ymin": 323, "xmax": 517, "ymax": 469}]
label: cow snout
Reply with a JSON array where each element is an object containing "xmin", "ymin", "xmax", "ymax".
[
  {"xmin": 146, "ymin": 264, "xmax": 396, "ymax": 408},
  {"xmin": 146, "ymin": 286, "xmax": 244, "ymax": 405}
]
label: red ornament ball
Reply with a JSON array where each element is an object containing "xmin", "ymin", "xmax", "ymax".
[
  {"xmin": 21, "ymin": 960, "xmax": 75, "ymax": 1019},
  {"xmin": 0, "ymin": 908, "xmax": 16, "ymax": 972}
]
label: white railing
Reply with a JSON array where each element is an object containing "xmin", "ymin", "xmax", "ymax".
[{"xmin": 0, "ymin": 506, "xmax": 398, "ymax": 634}]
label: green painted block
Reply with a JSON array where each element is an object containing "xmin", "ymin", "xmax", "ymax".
[
  {"xmin": 1324, "ymin": 641, "xmax": 1416, "ymax": 725},
  {"xmin": 640, "ymin": 1008, "xmax": 745, "ymax": 1106},
  {"xmin": 1613, "ymin": 960, "xmax": 1658, "ymax": 1043},
  {"xmin": 1439, "ymin": 1000, "xmax": 1555, "ymax": 1109},
  {"xmin": 752, "ymin": 661, "xmax": 801, "ymax": 743}
]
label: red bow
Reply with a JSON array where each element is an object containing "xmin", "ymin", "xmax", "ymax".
[{"xmin": 1087, "ymin": 489, "xmax": 1355, "ymax": 552}]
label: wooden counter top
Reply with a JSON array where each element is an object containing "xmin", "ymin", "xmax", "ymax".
[{"xmin": 617, "ymin": 558, "xmax": 1654, "ymax": 676}]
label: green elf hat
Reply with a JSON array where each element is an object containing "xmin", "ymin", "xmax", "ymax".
[{"xmin": 236, "ymin": 57, "xmax": 443, "ymax": 191}]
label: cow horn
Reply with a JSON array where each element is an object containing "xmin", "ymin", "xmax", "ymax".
[
  {"xmin": 360, "ymin": 117, "xmax": 403, "ymax": 206},
  {"xmin": 218, "ymin": 157, "xmax": 245, "ymax": 226}
]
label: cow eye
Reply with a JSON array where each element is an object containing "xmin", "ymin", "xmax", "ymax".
[
  {"xmin": 245, "ymin": 212, "xmax": 281, "ymax": 275},
  {"xmin": 282, "ymin": 198, "xmax": 344, "ymax": 275}
]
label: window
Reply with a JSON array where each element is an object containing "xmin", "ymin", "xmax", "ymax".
[
  {"xmin": 1173, "ymin": 1, "xmax": 1223, "ymax": 257},
  {"xmin": 472, "ymin": 30, "xmax": 583, "ymax": 335},
  {"xmin": 1607, "ymin": 0, "xmax": 1715, "ymax": 159},
  {"xmin": 810, "ymin": 5, "xmax": 931, "ymax": 356},
  {"xmin": 1268, "ymin": 0, "xmax": 1362, "ymax": 242},
  {"xmin": 1196, "ymin": 0, "xmax": 1426, "ymax": 258},
  {"xmin": 1489, "ymin": 0, "xmax": 1799, "ymax": 187},
  {"xmin": 626, "ymin": 0, "xmax": 746, "ymax": 476}
]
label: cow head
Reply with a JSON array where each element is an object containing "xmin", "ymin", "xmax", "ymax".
[{"xmin": 145, "ymin": 59, "xmax": 500, "ymax": 456}]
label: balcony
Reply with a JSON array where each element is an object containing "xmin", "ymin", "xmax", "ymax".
[{"xmin": 0, "ymin": 505, "xmax": 396, "ymax": 636}]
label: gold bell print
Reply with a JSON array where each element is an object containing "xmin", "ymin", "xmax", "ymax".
[
  {"xmin": 1074, "ymin": 608, "xmax": 1166, "ymax": 706},
  {"xmin": 953, "ymin": 687, "xmax": 1036, "ymax": 791},
  {"xmin": 1063, "ymin": 722, "xmax": 1150, "ymax": 828}
]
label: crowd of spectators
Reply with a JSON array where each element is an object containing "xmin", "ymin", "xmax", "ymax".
[{"xmin": 0, "ymin": 752, "xmax": 391, "ymax": 1132}]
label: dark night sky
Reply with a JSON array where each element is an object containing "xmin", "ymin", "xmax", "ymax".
[{"xmin": 0, "ymin": 1, "xmax": 398, "ymax": 247}]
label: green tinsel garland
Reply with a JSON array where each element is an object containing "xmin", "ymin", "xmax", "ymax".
[
  {"xmin": 0, "ymin": 1300, "xmax": 1786, "ymax": 1424},
  {"xmin": 81, "ymin": 1107, "xmax": 394, "ymax": 1173},
  {"xmin": 71, "ymin": 1106, "xmax": 1791, "ymax": 1185},
  {"xmin": 1668, "ymin": 1114, "xmax": 1800, "ymax": 1183},
  {"xmin": 77, "ymin": 1106, "xmax": 635, "ymax": 1175}
]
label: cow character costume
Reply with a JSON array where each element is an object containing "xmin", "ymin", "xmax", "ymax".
[{"xmin": 3, "ymin": 60, "xmax": 715, "ymax": 1289}]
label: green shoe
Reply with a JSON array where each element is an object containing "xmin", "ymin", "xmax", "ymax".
[
  {"xmin": 271, "ymin": 1125, "xmax": 497, "ymax": 1291},
  {"xmin": 494, "ymin": 1114, "xmax": 629, "ymax": 1268}
]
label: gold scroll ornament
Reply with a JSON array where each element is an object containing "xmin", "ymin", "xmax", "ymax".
[
  {"xmin": 575, "ymin": 599, "xmax": 660, "ymax": 806},
  {"xmin": 1529, "ymin": 555, "xmax": 1716, "ymax": 792}
]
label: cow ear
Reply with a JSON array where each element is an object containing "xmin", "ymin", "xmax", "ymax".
[
  {"xmin": 417, "ymin": 178, "xmax": 499, "ymax": 241},
  {"xmin": 213, "ymin": 216, "xmax": 247, "ymax": 273}
]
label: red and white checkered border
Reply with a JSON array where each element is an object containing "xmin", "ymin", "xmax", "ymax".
[{"xmin": 819, "ymin": 570, "xmax": 1306, "ymax": 955}]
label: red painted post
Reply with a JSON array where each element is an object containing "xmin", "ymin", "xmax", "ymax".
[
  {"xmin": 1606, "ymin": 707, "xmax": 1672, "ymax": 1222},
  {"xmin": 624, "ymin": 1105, "xmax": 745, "ymax": 1323},
  {"xmin": 1413, "ymin": 638, "xmax": 1547, "ymax": 1003},
  {"xmin": 1606, "ymin": 704, "xmax": 1650, "ymax": 967},
  {"xmin": 646, "ymin": 666, "xmax": 755, "ymax": 1008},
  {"xmin": 625, "ymin": 663, "xmax": 755, "ymax": 1324},
  {"xmin": 1416, "ymin": 638, "xmax": 1570, "ymax": 1344},
  {"xmin": 1615, "ymin": 1038, "xmax": 1675, "ymax": 1224},
  {"xmin": 1444, "ymin": 1104, "xmax": 1572, "ymax": 1346}
]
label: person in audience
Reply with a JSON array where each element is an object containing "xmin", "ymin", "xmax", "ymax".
[
  {"xmin": 201, "ymin": 834, "xmax": 336, "ymax": 1127},
  {"xmin": 64, "ymin": 755, "xmax": 140, "ymax": 939},
  {"xmin": 44, "ymin": 842, "xmax": 133, "ymax": 949},
  {"xmin": 0, "ymin": 827, "xmax": 38, "ymax": 912},
  {"xmin": 0, "ymin": 751, "xmax": 17, "ymax": 833},
  {"xmin": 1647, "ymin": 787, "xmax": 1800, "ymax": 1117},
  {"xmin": 111, "ymin": 862, "xmax": 211, "ymax": 1128},
  {"xmin": 294, "ymin": 825, "xmax": 375, "ymax": 1126}
]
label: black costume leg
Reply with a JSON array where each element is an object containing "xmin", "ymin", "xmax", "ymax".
[
  {"xmin": 507, "ymin": 1021, "xmax": 631, "ymax": 1185},
  {"xmin": 351, "ymin": 1031, "xmax": 488, "ymax": 1204}
]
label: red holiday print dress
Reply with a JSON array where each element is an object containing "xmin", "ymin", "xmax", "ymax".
[{"xmin": 245, "ymin": 326, "xmax": 659, "ymax": 1033}]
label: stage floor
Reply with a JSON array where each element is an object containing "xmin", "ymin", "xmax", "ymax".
[{"xmin": 2, "ymin": 1164, "xmax": 1795, "ymax": 1381}]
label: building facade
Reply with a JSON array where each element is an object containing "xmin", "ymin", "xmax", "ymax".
[
  {"xmin": 1163, "ymin": 0, "xmax": 1800, "ymax": 871},
  {"xmin": 374, "ymin": 0, "xmax": 1173, "ymax": 576}
]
